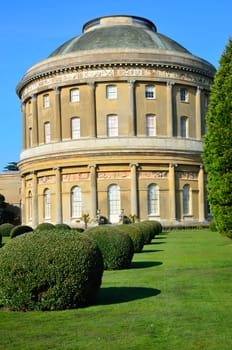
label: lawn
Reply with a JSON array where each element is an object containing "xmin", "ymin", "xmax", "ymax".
[{"xmin": 0, "ymin": 229, "xmax": 231, "ymax": 350}]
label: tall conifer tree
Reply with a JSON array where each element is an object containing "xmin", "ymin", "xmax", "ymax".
[{"xmin": 203, "ymin": 38, "xmax": 232, "ymax": 237}]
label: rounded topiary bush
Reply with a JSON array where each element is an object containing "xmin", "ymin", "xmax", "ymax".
[
  {"xmin": 0, "ymin": 230, "xmax": 103, "ymax": 311},
  {"xmin": 55, "ymin": 223, "xmax": 71, "ymax": 231},
  {"xmin": 133, "ymin": 222, "xmax": 153, "ymax": 244},
  {"xmin": 85, "ymin": 226, "xmax": 134, "ymax": 270},
  {"xmin": 117, "ymin": 224, "xmax": 145, "ymax": 253},
  {"xmin": 142, "ymin": 220, "xmax": 162, "ymax": 239},
  {"xmin": 10, "ymin": 225, "xmax": 33, "ymax": 238},
  {"xmin": 0, "ymin": 223, "xmax": 14, "ymax": 237},
  {"xmin": 35, "ymin": 222, "xmax": 55, "ymax": 232}
]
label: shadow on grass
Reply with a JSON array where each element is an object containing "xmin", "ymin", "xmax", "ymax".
[
  {"xmin": 97, "ymin": 286, "xmax": 161, "ymax": 305},
  {"xmin": 131, "ymin": 261, "xmax": 162, "ymax": 268},
  {"xmin": 141, "ymin": 249, "xmax": 164, "ymax": 253}
]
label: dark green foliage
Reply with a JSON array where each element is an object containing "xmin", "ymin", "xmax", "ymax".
[
  {"xmin": 55, "ymin": 223, "xmax": 71, "ymax": 231},
  {"xmin": 0, "ymin": 233, "xmax": 2, "ymax": 247},
  {"xmin": 85, "ymin": 226, "xmax": 134, "ymax": 270},
  {"xmin": 35, "ymin": 222, "xmax": 55, "ymax": 232},
  {"xmin": 0, "ymin": 230, "xmax": 103, "ymax": 311},
  {"xmin": 71, "ymin": 227, "xmax": 85, "ymax": 233},
  {"xmin": 10, "ymin": 225, "xmax": 33, "ymax": 238},
  {"xmin": 117, "ymin": 224, "xmax": 145, "ymax": 252},
  {"xmin": 141, "ymin": 220, "xmax": 162, "ymax": 238},
  {"xmin": 209, "ymin": 219, "xmax": 218, "ymax": 232},
  {"xmin": 0, "ymin": 223, "xmax": 14, "ymax": 237},
  {"xmin": 203, "ymin": 38, "xmax": 232, "ymax": 238},
  {"xmin": 134, "ymin": 222, "xmax": 153, "ymax": 244}
]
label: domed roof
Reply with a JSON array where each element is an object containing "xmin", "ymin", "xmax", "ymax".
[{"xmin": 49, "ymin": 15, "xmax": 190, "ymax": 57}]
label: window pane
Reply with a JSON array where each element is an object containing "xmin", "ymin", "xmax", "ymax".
[
  {"xmin": 44, "ymin": 189, "xmax": 51, "ymax": 219},
  {"xmin": 71, "ymin": 117, "xmax": 80, "ymax": 139},
  {"xmin": 107, "ymin": 115, "xmax": 118, "ymax": 136},
  {"xmin": 43, "ymin": 94, "xmax": 50, "ymax": 108},
  {"xmin": 146, "ymin": 115, "xmax": 156, "ymax": 136},
  {"xmin": 70, "ymin": 89, "xmax": 80, "ymax": 102},
  {"xmin": 181, "ymin": 117, "xmax": 187, "ymax": 137},
  {"xmin": 108, "ymin": 184, "xmax": 120, "ymax": 223},
  {"xmin": 180, "ymin": 88, "xmax": 186, "ymax": 102},
  {"xmin": 44, "ymin": 122, "xmax": 51, "ymax": 143},
  {"xmin": 183, "ymin": 185, "xmax": 190, "ymax": 215},
  {"xmin": 106, "ymin": 85, "xmax": 117, "ymax": 99}
]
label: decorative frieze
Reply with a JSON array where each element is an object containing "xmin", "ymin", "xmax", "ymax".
[
  {"xmin": 139, "ymin": 171, "xmax": 168, "ymax": 179},
  {"xmin": 176, "ymin": 171, "xmax": 198, "ymax": 180},
  {"xmin": 62, "ymin": 173, "xmax": 90, "ymax": 182},
  {"xmin": 38, "ymin": 175, "xmax": 55, "ymax": 184},
  {"xmin": 98, "ymin": 171, "xmax": 130, "ymax": 179}
]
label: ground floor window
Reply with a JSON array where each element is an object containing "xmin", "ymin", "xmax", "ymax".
[{"xmin": 108, "ymin": 184, "xmax": 120, "ymax": 223}]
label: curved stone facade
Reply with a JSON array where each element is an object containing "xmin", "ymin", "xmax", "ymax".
[{"xmin": 17, "ymin": 15, "xmax": 215, "ymax": 227}]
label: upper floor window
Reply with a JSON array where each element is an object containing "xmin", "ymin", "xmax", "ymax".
[
  {"xmin": 148, "ymin": 184, "xmax": 159, "ymax": 216},
  {"xmin": 71, "ymin": 186, "xmax": 82, "ymax": 218},
  {"xmin": 180, "ymin": 88, "xmax": 188, "ymax": 102},
  {"xmin": 28, "ymin": 127, "xmax": 32, "ymax": 148},
  {"xmin": 146, "ymin": 114, "xmax": 156, "ymax": 136},
  {"xmin": 107, "ymin": 114, "xmax": 118, "ymax": 137},
  {"xmin": 44, "ymin": 122, "xmax": 51, "ymax": 143},
  {"xmin": 106, "ymin": 85, "xmax": 117, "ymax": 99},
  {"xmin": 71, "ymin": 117, "xmax": 80, "ymax": 139},
  {"xmin": 43, "ymin": 94, "xmax": 50, "ymax": 108},
  {"xmin": 180, "ymin": 116, "xmax": 188, "ymax": 138},
  {"xmin": 145, "ymin": 85, "xmax": 155, "ymax": 99},
  {"xmin": 44, "ymin": 188, "xmax": 51, "ymax": 219},
  {"xmin": 70, "ymin": 88, "xmax": 80, "ymax": 103},
  {"xmin": 28, "ymin": 191, "xmax": 32, "ymax": 221}
]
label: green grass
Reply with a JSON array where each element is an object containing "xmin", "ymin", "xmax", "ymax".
[{"xmin": 0, "ymin": 230, "xmax": 232, "ymax": 349}]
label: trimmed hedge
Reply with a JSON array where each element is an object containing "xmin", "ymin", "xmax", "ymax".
[
  {"xmin": 133, "ymin": 223, "xmax": 153, "ymax": 244},
  {"xmin": 117, "ymin": 224, "xmax": 145, "ymax": 253},
  {"xmin": 0, "ymin": 232, "xmax": 2, "ymax": 247},
  {"xmin": 141, "ymin": 220, "xmax": 162, "ymax": 238},
  {"xmin": 55, "ymin": 223, "xmax": 71, "ymax": 231},
  {"xmin": 0, "ymin": 223, "xmax": 14, "ymax": 237},
  {"xmin": 0, "ymin": 230, "xmax": 103, "ymax": 311},
  {"xmin": 35, "ymin": 222, "xmax": 55, "ymax": 232},
  {"xmin": 85, "ymin": 226, "xmax": 134, "ymax": 270},
  {"xmin": 10, "ymin": 225, "xmax": 33, "ymax": 238}
]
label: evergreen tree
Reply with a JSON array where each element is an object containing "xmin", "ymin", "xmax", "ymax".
[
  {"xmin": 203, "ymin": 38, "xmax": 232, "ymax": 238},
  {"xmin": 3, "ymin": 162, "xmax": 18, "ymax": 171}
]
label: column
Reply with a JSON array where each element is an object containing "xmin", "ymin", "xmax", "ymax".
[
  {"xmin": 54, "ymin": 87, "xmax": 62, "ymax": 142},
  {"xmin": 169, "ymin": 163, "xmax": 177, "ymax": 221},
  {"xmin": 196, "ymin": 86, "xmax": 202, "ymax": 140},
  {"xmin": 128, "ymin": 80, "xmax": 136, "ymax": 136},
  {"xmin": 21, "ymin": 103, "xmax": 26, "ymax": 150},
  {"xmin": 198, "ymin": 165, "xmax": 205, "ymax": 222},
  {"xmin": 20, "ymin": 175, "xmax": 26, "ymax": 224},
  {"xmin": 31, "ymin": 171, "xmax": 38, "ymax": 227},
  {"xmin": 167, "ymin": 81, "xmax": 174, "ymax": 137},
  {"xmin": 89, "ymin": 164, "xmax": 97, "ymax": 219},
  {"xmin": 88, "ymin": 82, "xmax": 96, "ymax": 137},
  {"xmin": 32, "ymin": 94, "xmax": 38, "ymax": 146},
  {"xmin": 55, "ymin": 167, "xmax": 62, "ymax": 224},
  {"xmin": 130, "ymin": 163, "xmax": 138, "ymax": 216}
]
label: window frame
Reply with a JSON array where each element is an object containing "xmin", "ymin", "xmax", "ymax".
[
  {"xmin": 43, "ymin": 94, "xmax": 50, "ymax": 108},
  {"xmin": 70, "ymin": 88, "xmax": 80, "ymax": 103},
  {"xmin": 180, "ymin": 88, "xmax": 188, "ymax": 102},
  {"xmin": 106, "ymin": 85, "xmax": 117, "ymax": 100},
  {"xmin": 145, "ymin": 85, "xmax": 155, "ymax": 99},
  {"xmin": 180, "ymin": 116, "xmax": 188, "ymax": 138},
  {"xmin": 146, "ymin": 114, "xmax": 156, "ymax": 136},
  {"xmin": 71, "ymin": 117, "xmax": 80, "ymax": 139},
  {"xmin": 71, "ymin": 186, "xmax": 82, "ymax": 218},
  {"xmin": 44, "ymin": 122, "xmax": 51, "ymax": 143},
  {"xmin": 44, "ymin": 188, "xmax": 51, "ymax": 219},
  {"xmin": 147, "ymin": 183, "xmax": 160, "ymax": 216},
  {"xmin": 107, "ymin": 114, "xmax": 118, "ymax": 137}
]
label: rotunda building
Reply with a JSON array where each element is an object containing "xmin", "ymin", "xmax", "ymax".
[{"xmin": 17, "ymin": 15, "xmax": 216, "ymax": 227}]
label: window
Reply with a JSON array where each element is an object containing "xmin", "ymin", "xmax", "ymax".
[
  {"xmin": 44, "ymin": 188, "xmax": 51, "ymax": 219},
  {"xmin": 71, "ymin": 117, "xmax": 80, "ymax": 139},
  {"xmin": 107, "ymin": 114, "xmax": 118, "ymax": 136},
  {"xmin": 180, "ymin": 88, "xmax": 188, "ymax": 102},
  {"xmin": 145, "ymin": 85, "xmax": 155, "ymax": 99},
  {"xmin": 106, "ymin": 85, "xmax": 117, "ymax": 99},
  {"xmin": 71, "ymin": 186, "xmax": 82, "ymax": 218},
  {"xmin": 43, "ymin": 94, "xmax": 50, "ymax": 108},
  {"xmin": 44, "ymin": 122, "xmax": 51, "ymax": 143},
  {"xmin": 70, "ymin": 88, "xmax": 80, "ymax": 103},
  {"xmin": 28, "ymin": 191, "xmax": 32, "ymax": 221},
  {"xmin": 146, "ymin": 114, "xmax": 156, "ymax": 136},
  {"xmin": 108, "ymin": 184, "xmax": 120, "ymax": 223},
  {"xmin": 180, "ymin": 116, "xmax": 188, "ymax": 138},
  {"xmin": 28, "ymin": 127, "xmax": 32, "ymax": 147},
  {"xmin": 148, "ymin": 184, "xmax": 159, "ymax": 215},
  {"xmin": 183, "ymin": 184, "xmax": 190, "ymax": 215}
]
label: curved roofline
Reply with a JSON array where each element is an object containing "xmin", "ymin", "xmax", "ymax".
[{"xmin": 83, "ymin": 15, "xmax": 157, "ymax": 33}]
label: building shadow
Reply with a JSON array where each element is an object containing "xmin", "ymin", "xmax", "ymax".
[{"xmin": 97, "ymin": 286, "xmax": 161, "ymax": 305}]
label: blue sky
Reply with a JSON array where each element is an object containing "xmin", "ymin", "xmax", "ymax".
[{"xmin": 0, "ymin": 0, "xmax": 231, "ymax": 171}]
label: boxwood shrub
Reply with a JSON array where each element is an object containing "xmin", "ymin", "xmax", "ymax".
[
  {"xmin": 85, "ymin": 226, "xmax": 134, "ymax": 270},
  {"xmin": 116, "ymin": 224, "xmax": 145, "ymax": 253},
  {"xmin": 141, "ymin": 220, "xmax": 162, "ymax": 239},
  {"xmin": 133, "ymin": 223, "xmax": 153, "ymax": 244},
  {"xmin": 0, "ymin": 223, "xmax": 14, "ymax": 237},
  {"xmin": 0, "ymin": 230, "xmax": 103, "ymax": 311},
  {"xmin": 55, "ymin": 223, "xmax": 71, "ymax": 231},
  {"xmin": 35, "ymin": 222, "xmax": 55, "ymax": 232},
  {"xmin": 10, "ymin": 225, "xmax": 33, "ymax": 238}
]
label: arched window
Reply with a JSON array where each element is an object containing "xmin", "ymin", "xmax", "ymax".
[
  {"xmin": 108, "ymin": 184, "xmax": 120, "ymax": 223},
  {"xmin": 180, "ymin": 116, "xmax": 188, "ymax": 138},
  {"xmin": 107, "ymin": 114, "xmax": 118, "ymax": 136},
  {"xmin": 145, "ymin": 85, "xmax": 155, "ymax": 99},
  {"xmin": 44, "ymin": 122, "xmax": 51, "ymax": 143},
  {"xmin": 70, "ymin": 88, "xmax": 80, "ymax": 103},
  {"xmin": 44, "ymin": 188, "xmax": 51, "ymax": 219},
  {"xmin": 106, "ymin": 85, "xmax": 117, "ymax": 99},
  {"xmin": 146, "ymin": 114, "xmax": 156, "ymax": 136},
  {"xmin": 148, "ymin": 184, "xmax": 159, "ymax": 216},
  {"xmin": 183, "ymin": 184, "xmax": 190, "ymax": 215},
  {"xmin": 71, "ymin": 186, "xmax": 82, "ymax": 218},
  {"xmin": 71, "ymin": 117, "xmax": 80, "ymax": 139},
  {"xmin": 28, "ymin": 191, "xmax": 32, "ymax": 221}
]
